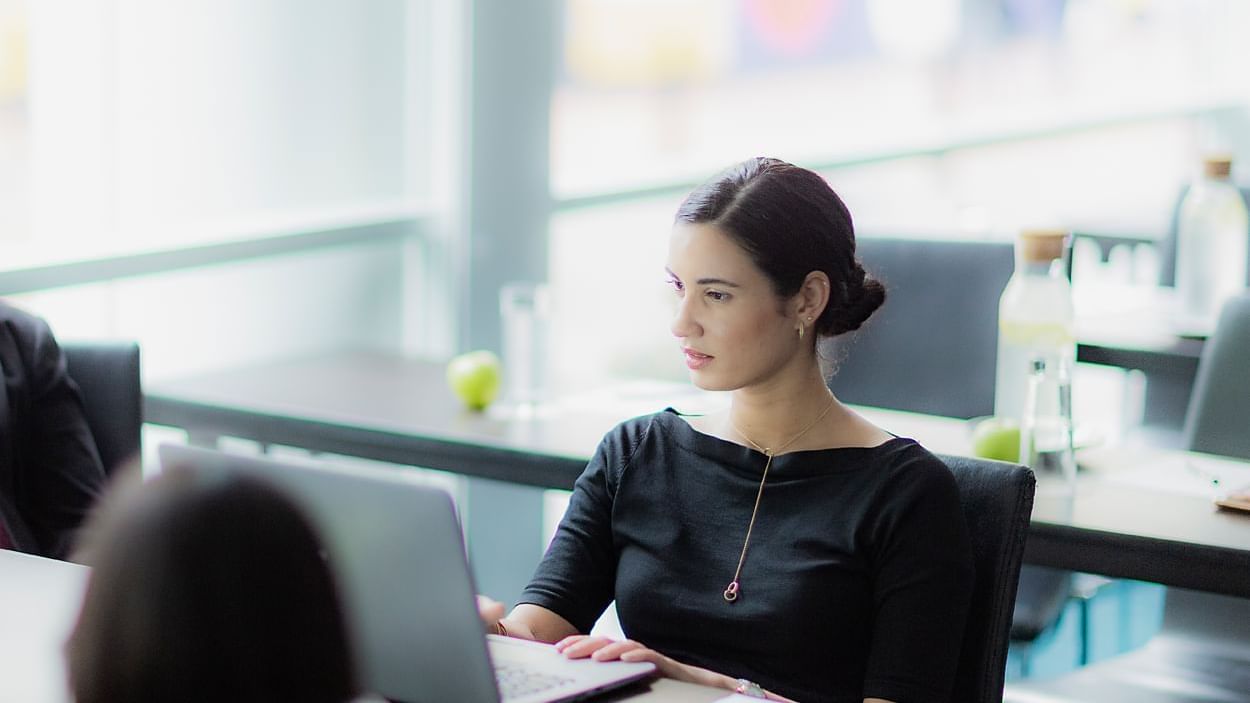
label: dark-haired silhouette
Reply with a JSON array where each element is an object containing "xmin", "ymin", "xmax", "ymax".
[
  {"xmin": 0, "ymin": 301, "xmax": 107, "ymax": 559},
  {"xmin": 67, "ymin": 469, "xmax": 359, "ymax": 703}
]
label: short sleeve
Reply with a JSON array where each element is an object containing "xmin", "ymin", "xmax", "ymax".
[
  {"xmin": 518, "ymin": 422, "xmax": 640, "ymax": 633},
  {"xmin": 861, "ymin": 454, "xmax": 975, "ymax": 703}
]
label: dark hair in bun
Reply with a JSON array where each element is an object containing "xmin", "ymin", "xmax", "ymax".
[{"xmin": 674, "ymin": 157, "xmax": 885, "ymax": 337}]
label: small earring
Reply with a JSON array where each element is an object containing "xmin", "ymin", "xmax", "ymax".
[{"xmin": 797, "ymin": 324, "xmax": 805, "ymax": 341}]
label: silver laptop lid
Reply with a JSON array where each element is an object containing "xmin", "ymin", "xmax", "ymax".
[{"xmin": 157, "ymin": 443, "xmax": 500, "ymax": 703}]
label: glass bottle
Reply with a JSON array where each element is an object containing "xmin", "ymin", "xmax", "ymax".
[
  {"xmin": 499, "ymin": 282, "xmax": 553, "ymax": 411},
  {"xmin": 994, "ymin": 230, "xmax": 1076, "ymax": 424},
  {"xmin": 1175, "ymin": 155, "xmax": 1249, "ymax": 336},
  {"xmin": 1019, "ymin": 357, "xmax": 1077, "ymax": 494}
]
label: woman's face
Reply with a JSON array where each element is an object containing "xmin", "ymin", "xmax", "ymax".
[{"xmin": 667, "ymin": 222, "xmax": 802, "ymax": 391}]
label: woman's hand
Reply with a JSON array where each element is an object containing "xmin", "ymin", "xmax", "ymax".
[
  {"xmin": 554, "ymin": 635, "xmax": 795, "ymax": 702},
  {"xmin": 555, "ymin": 635, "xmax": 727, "ymax": 687},
  {"xmin": 476, "ymin": 595, "xmax": 506, "ymax": 635}
]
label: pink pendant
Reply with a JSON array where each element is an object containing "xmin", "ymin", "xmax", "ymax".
[{"xmin": 723, "ymin": 581, "xmax": 740, "ymax": 602}]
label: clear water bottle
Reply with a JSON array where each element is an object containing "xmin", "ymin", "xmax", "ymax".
[
  {"xmin": 1020, "ymin": 356, "xmax": 1076, "ymax": 494},
  {"xmin": 1175, "ymin": 155, "xmax": 1249, "ymax": 336},
  {"xmin": 994, "ymin": 230, "xmax": 1076, "ymax": 424}
]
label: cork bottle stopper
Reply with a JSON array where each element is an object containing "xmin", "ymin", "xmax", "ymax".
[
  {"xmin": 1017, "ymin": 229, "xmax": 1069, "ymax": 263},
  {"xmin": 1203, "ymin": 155, "xmax": 1233, "ymax": 179}
]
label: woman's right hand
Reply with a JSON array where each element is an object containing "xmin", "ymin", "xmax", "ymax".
[
  {"xmin": 554, "ymin": 635, "xmax": 796, "ymax": 702},
  {"xmin": 477, "ymin": 595, "xmax": 506, "ymax": 635}
]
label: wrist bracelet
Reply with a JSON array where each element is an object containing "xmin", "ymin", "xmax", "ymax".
[{"xmin": 735, "ymin": 678, "xmax": 766, "ymax": 698}]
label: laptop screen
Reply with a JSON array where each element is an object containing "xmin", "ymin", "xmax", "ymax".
[{"xmin": 158, "ymin": 443, "xmax": 501, "ymax": 703}]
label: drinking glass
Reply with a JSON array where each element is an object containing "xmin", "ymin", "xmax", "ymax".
[
  {"xmin": 1020, "ymin": 356, "xmax": 1077, "ymax": 495},
  {"xmin": 499, "ymin": 282, "xmax": 552, "ymax": 412}
]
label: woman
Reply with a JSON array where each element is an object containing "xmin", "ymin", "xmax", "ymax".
[
  {"xmin": 66, "ymin": 468, "xmax": 359, "ymax": 703},
  {"xmin": 482, "ymin": 157, "xmax": 974, "ymax": 702}
]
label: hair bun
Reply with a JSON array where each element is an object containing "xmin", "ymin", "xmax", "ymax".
[{"xmin": 826, "ymin": 265, "xmax": 886, "ymax": 336}]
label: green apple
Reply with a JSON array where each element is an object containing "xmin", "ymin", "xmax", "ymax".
[
  {"xmin": 970, "ymin": 417, "xmax": 1021, "ymax": 462},
  {"xmin": 446, "ymin": 350, "xmax": 502, "ymax": 411}
]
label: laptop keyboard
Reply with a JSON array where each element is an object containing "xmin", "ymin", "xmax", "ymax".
[{"xmin": 495, "ymin": 662, "xmax": 574, "ymax": 700}]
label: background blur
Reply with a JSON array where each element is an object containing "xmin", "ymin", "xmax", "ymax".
[
  {"xmin": 3, "ymin": 0, "xmax": 1246, "ymax": 680},
  {"xmin": 3, "ymin": 0, "xmax": 1247, "ymax": 389}
]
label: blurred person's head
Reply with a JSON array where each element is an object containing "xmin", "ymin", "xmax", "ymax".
[
  {"xmin": 66, "ymin": 467, "xmax": 358, "ymax": 703},
  {"xmin": 669, "ymin": 156, "xmax": 884, "ymax": 390}
]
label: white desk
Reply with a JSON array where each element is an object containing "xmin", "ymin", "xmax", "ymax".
[
  {"xmin": 0, "ymin": 550, "xmax": 735, "ymax": 702},
  {"xmin": 0, "ymin": 551, "xmax": 87, "ymax": 703},
  {"xmin": 1074, "ymin": 283, "xmax": 1205, "ymax": 429}
]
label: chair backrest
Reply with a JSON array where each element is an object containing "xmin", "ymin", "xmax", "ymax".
[
  {"xmin": 1182, "ymin": 294, "xmax": 1250, "ymax": 458},
  {"xmin": 824, "ymin": 237, "xmax": 1015, "ymax": 419},
  {"xmin": 1158, "ymin": 185, "xmax": 1250, "ymax": 287},
  {"xmin": 62, "ymin": 342, "xmax": 142, "ymax": 475},
  {"xmin": 938, "ymin": 454, "xmax": 1036, "ymax": 703}
]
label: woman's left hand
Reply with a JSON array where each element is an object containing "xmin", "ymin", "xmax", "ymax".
[{"xmin": 553, "ymin": 635, "xmax": 795, "ymax": 702}]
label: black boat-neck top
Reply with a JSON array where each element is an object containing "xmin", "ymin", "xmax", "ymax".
[{"xmin": 519, "ymin": 408, "xmax": 974, "ymax": 703}]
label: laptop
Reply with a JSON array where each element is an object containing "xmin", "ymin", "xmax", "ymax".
[{"xmin": 157, "ymin": 443, "xmax": 656, "ymax": 703}]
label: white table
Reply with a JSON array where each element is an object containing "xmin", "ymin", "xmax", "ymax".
[
  {"xmin": 0, "ymin": 551, "xmax": 88, "ymax": 703},
  {"xmin": 0, "ymin": 550, "xmax": 736, "ymax": 702}
]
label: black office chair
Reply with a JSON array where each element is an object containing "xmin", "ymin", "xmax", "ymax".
[
  {"xmin": 1182, "ymin": 294, "xmax": 1250, "ymax": 458},
  {"xmin": 62, "ymin": 342, "xmax": 142, "ymax": 476},
  {"xmin": 938, "ymin": 454, "xmax": 1036, "ymax": 703},
  {"xmin": 826, "ymin": 236, "xmax": 1015, "ymax": 419},
  {"xmin": 829, "ymin": 237, "xmax": 1071, "ymax": 668},
  {"xmin": 1005, "ymin": 294, "xmax": 1250, "ymax": 702}
]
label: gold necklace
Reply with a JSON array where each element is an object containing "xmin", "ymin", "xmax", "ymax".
[{"xmin": 723, "ymin": 394, "xmax": 836, "ymax": 603}]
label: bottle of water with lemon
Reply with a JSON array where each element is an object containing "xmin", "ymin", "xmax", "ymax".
[{"xmin": 994, "ymin": 230, "xmax": 1075, "ymax": 425}]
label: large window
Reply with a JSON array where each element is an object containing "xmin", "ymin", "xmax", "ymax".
[
  {"xmin": 1, "ymin": 0, "xmax": 464, "ymax": 381},
  {"xmin": 2, "ymin": 0, "xmax": 448, "ymax": 270},
  {"xmin": 546, "ymin": 0, "xmax": 1250, "ymax": 395},
  {"xmin": 552, "ymin": 0, "xmax": 1249, "ymax": 220},
  {"xmin": 0, "ymin": 0, "xmax": 29, "ymax": 245}
]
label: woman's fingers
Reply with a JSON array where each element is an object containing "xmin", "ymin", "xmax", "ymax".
[
  {"xmin": 554, "ymin": 635, "xmax": 615, "ymax": 658},
  {"xmin": 554, "ymin": 637, "xmax": 676, "ymax": 673},
  {"xmin": 476, "ymin": 595, "xmax": 505, "ymax": 633},
  {"xmin": 554, "ymin": 636, "xmax": 741, "ymax": 692},
  {"xmin": 552, "ymin": 634, "xmax": 587, "ymax": 651},
  {"xmin": 584, "ymin": 642, "xmax": 683, "ymax": 679},
  {"xmin": 589, "ymin": 640, "xmax": 647, "ymax": 661},
  {"xmin": 554, "ymin": 636, "xmax": 657, "ymax": 664},
  {"xmin": 617, "ymin": 647, "xmax": 658, "ymax": 662}
]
